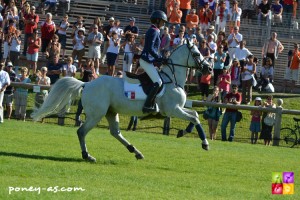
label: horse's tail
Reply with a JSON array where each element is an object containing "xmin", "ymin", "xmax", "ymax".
[{"xmin": 31, "ymin": 77, "xmax": 85, "ymax": 121}]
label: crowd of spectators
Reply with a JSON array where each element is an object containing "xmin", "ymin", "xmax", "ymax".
[{"xmin": 0, "ymin": 0, "xmax": 299, "ymax": 144}]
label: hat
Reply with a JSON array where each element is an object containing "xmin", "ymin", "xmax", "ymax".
[
  {"xmin": 208, "ymin": 25, "xmax": 215, "ymax": 30},
  {"xmin": 31, "ymin": 6, "xmax": 36, "ymax": 10},
  {"xmin": 191, "ymin": 34, "xmax": 196, "ymax": 38},
  {"xmin": 255, "ymin": 97, "xmax": 262, "ymax": 101},
  {"xmin": 233, "ymin": 58, "xmax": 239, "ymax": 62},
  {"xmin": 109, "ymin": 17, "xmax": 115, "ymax": 21},
  {"xmin": 129, "ymin": 17, "xmax": 135, "ymax": 22},
  {"xmin": 77, "ymin": 28, "xmax": 85, "ymax": 33},
  {"xmin": 6, "ymin": 62, "xmax": 13, "ymax": 67}
]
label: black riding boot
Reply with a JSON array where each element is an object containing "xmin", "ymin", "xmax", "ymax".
[{"xmin": 142, "ymin": 82, "xmax": 160, "ymax": 113}]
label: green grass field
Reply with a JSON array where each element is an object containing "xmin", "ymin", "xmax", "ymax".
[{"xmin": 1, "ymin": 120, "xmax": 299, "ymax": 199}]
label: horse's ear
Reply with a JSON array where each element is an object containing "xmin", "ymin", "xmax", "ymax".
[{"xmin": 186, "ymin": 38, "xmax": 190, "ymax": 47}]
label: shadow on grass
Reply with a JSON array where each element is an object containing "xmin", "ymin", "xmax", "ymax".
[{"xmin": 0, "ymin": 151, "xmax": 84, "ymax": 163}]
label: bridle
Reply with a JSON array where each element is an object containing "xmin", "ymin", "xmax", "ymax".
[{"xmin": 161, "ymin": 42, "xmax": 207, "ymax": 87}]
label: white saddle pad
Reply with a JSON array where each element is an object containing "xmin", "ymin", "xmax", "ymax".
[{"xmin": 124, "ymin": 76, "xmax": 165, "ymax": 100}]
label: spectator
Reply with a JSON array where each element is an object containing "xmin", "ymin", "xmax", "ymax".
[
  {"xmin": 47, "ymin": 54, "xmax": 62, "ymax": 85},
  {"xmin": 262, "ymin": 32, "xmax": 284, "ymax": 69},
  {"xmin": 260, "ymin": 95, "xmax": 276, "ymax": 146},
  {"xmin": 199, "ymin": 2, "xmax": 213, "ymax": 34},
  {"xmin": 14, "ymin": 67, "xmax": 31, "ymax": 121},
  {"xmin": 165, "ymin": 0, "xmax": 180, "ymax": 20},
  {"xmin": 22, "ymin": 5, "xmax": 39, "ymax": 56},
  {"xmin": 109, "ymin": 19, "xmax": 123, "ymax": 39},
  {"xmin": 227, "ymin": 26, "xmax": 243, "ymax": 60},
  {"xmin": 45, "ymin": 34, "xmax": 61, "ymax": 62},
  {"xmin": 44, "ymin": 0, "xmax": 57, "ymax": 16},
  {"xmin": 168, "ymin": 1, "xmax": 182, "ymax": 35},
  {"xmin": 89, "ymin": 16, "xmax": 103, "ymax": 34},
  {"xmin": 205, "ymin": 25, "xmax": 217, "ymax": 42},
  {"xmin": 216, "ymin": 1, "xmax": 229, "ymax": 33},
  {"xmin": 241, "ymin": 0, "xmax": 256, "ymax": 24},
  {"xmin": 101, "ymin": 17, "xmax": 115, "ymax": 65},
  {"xmin": 195, "ymin": 26, "xmax": 204, "ymax": 46},
  {"xmin": 241, "ymin": 54, "xmax": 256, "ymax": 104},
  {"xmin": 173, "ymin": 30, "xmax": 185, "ymax": 49},
  {"xmin": 0, "ymin": 62, "xmax": 10, "ymax": 123},
  {"xmin": 186, "ymin": 8, "xmax": 199, "ymax": 30},
  {"xmin": 282, "ymin": 0, "xmax": 293, "ymax": 25},
  {"xmin": 180, "ymin": 0, "xmax": 191, "ymax": 24},
  {"xmin": 62, "ymin": 56, "xmax": 76, "ymax": 77},
  {"xmin": 250, "ymin": 97, "xmax": 262, "ymax": 144},
  {"xmin": 214, "ymin": 45, "xmax": 227, "ymax": 86},
  {"xmin": 216, "ymin": 31, "xmax": 225, "ymax": 47},
  {"xmin": 218, "ymin": 66, "xmax": 231, "ymax": 103},
  {"xmin": 271, "ymin": 0, "xmax": 283, "ymax": 25},
  {"xmin": 258, "ymin": 0, "xmax": 271, "ymax": 26},
  {"xmin": 207, "ymin": 34, "xmax": 217, "ymax": 63},
  {"xmin": 86, "ymin": 24, "xmax": 103, "ymax": 75},
  {"xmin": 229, "ymin": 58, "xmax": 241, "ymax": 87},
  {"xmin": 3, "ymin": 62, "xmax": 15, "ymax": 120},
  {"xmin": 59, "ymin": 0, "xmax": 71, "ymax": 16},
  {"xmin": 258, "ymin": 57, "xmax": 274, "ymax": 91},
  {"xmin": 228, "ymin": 0, "xmax": 242, "ymax": 32},
  {"xmin": 123, "ymin": 17, "xmax": 139, "ymax": 39},
  {"xmin": 120, "ymin": 33, "xmax": 135, "ymax": 73},
  {"xmin": 235, "ymin": 40, "xmax": 252, "ymax": 68},
  {"xmin": 160, "ymin": 27, "xmax": 171, "ymax": 57},
  {"xmin": 26, "ymin": 29, "xmax": 41, "ymax": 75},
  {"xmin": 199, "ymin": 39, "xmax": 210, "ymax": 59},
  {"xmin": 35, "ymin": 66, "xmax": 50, "ymax": 111},
  {"xmin": 3, "ymin": 19, "xmax": 16, "ymax": 63},
  {"xmin": 206, "ymin": 86, "xmax": 222, "ymax": 140},
  {"xmin": 57, "ymin": 14, "xmax": 69, "ymax": 60},
  {"xmin": 40, "ymin": 13, "xmax": 56, "ymax": 59},
  {"xmin": 133, "ymin": 34, "xmax": 145, "ymax": 74},
  {"xmin": 221, "ymin": 84, "xmax": 241, "ymax": 142},
  {"xmin": 106, "ymin": 31, "xmax": 120, "ymax": 76},
  {"xmin": 283, "ymin": 43, "xmax": 300, "ymax": 93},
  {"xmin": 9, "ymin": 29, "xmax": 21, "ymax": 67},
  {"xmin": 72, "ymin": 16, "xmax": 85, "ymax": 37},
  {"xmin": 71, "ymin": 28, "xmax": 85, "ymax": 70},
  {"xmin": 200, "ymin": 70, "xmax": 212, "ymax": 101},
  {"xmin": 168, "ymin": 25, "xmax": 176, "ymax": 51},
  {"xmin": 3, "ymin": 0, "xmax": 18, "ymax": 28}
]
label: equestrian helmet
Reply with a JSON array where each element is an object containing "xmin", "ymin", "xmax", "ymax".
[{"xmin": 150, "ymin": 10, "xmax": 168, "ymax": 24}]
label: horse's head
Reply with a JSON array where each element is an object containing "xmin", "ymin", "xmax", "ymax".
[{"xmin": 185, "ymin": 39, "xmax": 213, "ymax": 74}]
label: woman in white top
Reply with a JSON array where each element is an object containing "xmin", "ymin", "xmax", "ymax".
[
  {"xmin": 72, "ymin": 28, "xmax": 85, "ymax": 69},
  {"xmin": 120, "ymin": 33, "xmax": 135, "ymax": 73},
  {"xmin": 241, "ymin": 54, "xmax": 256, "ymax": 104},
  {"xmin": 57, "ymin": 14, "xmax": 69, "ymax": 60},
  {"xmin": 9, "ymin": 29, "xmax": 21, "ymax": 67},
  {"xmin": 106, "ymin": 31, "xmax": 120, "ymax": 76}
]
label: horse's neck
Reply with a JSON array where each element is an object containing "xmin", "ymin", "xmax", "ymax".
[{"xmin": 162, "ymin": 55, "xmax": 188, "ymax": 88}]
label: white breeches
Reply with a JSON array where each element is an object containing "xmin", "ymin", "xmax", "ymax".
[{"xmin": 139, "ymin": 59, "xmax": 163, "ymax": 87}]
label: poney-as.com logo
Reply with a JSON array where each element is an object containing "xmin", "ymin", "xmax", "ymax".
[{"xmin": 272, "ymin": 172, "xmax": 294, "ymax": 195}]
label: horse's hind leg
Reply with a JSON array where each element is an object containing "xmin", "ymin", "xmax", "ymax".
[
  {"xmin": 77, "ymin": 116, "xmax": 101, "ymax": 162},
  {"xmin": 106, "ymin": 112, "xmax": 144, "ymax": 160},
  {"xmin": 172, "ymin": 107, "xmax": 209, "ymax": 151}
]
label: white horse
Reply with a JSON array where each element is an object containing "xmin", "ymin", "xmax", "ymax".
[{"xmin": 31, "ymin": 40, "xmax": 212, "ymax": 162}]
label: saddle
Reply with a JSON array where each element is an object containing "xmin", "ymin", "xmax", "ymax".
[{"xmin": 125, "ymin": 71, "xmax": 164, "ymax": 95}]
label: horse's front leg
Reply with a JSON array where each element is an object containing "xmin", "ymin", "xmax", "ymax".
[
  {"xmin": 172, "ymin": 107, "xmax": 209, "ymax": 151},
  {"xmin": 106, "ymin": 112, "xmax": 144, "ymax": 160}
]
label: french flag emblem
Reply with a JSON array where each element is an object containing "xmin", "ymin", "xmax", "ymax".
[{"xmin": 125, "ymin": 91, "xmax": 136, "ymax": 99}]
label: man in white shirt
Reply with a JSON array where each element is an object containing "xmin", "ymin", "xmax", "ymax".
[
  {"xmin": 227, "ymin": 26, "xmax": 243, "ymax": 60},
  {"xmin": 87, "ymin": 24, "xmax": 103, "ymax": 75},
  {"xmin": 0, "ymin": 62, "xmax": 10, "ymax": 123},
  {"xmin": 234, "ymin": 40, "xmax": 252, "ymax": 68}
]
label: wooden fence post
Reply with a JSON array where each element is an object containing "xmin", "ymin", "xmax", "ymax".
[{"xmin": 273, "ymin": 99, "xmax": 283, "ymax": 146}]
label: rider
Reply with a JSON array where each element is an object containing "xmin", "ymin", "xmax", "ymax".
[{"xmin": 140, "ymin": 10, "xmax": 168, "ymax": 113}]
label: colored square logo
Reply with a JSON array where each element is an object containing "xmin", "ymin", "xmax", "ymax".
[
  {"xmin": 272, "ymin": 172, "xmax": 283, "ymax": 184},
  {"xmin": 283, "ymin": 172, "xmax": 294, "ymax": 183},
  {"xmin": 283, "ymin": 184, "xmax": 294, "ymax": 195},
  {"xmin": 272, "ymin": 183, "xmax": 283, "ymax": 194}
]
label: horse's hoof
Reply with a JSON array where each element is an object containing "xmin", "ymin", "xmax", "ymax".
[
  {"xmin": 202, "ymin": 144, "xmax": 209, "ymax": 151},
  {"xmin": 135, "ymin": 154, "xmax": 144, "ymax": 160},
  {"xmin": 82, "ymin": 151, "xmax": 96, "ymax": 162},
  {"xmin": 177, "ymin": 130, "xmax": 184, "ymax": 138}
]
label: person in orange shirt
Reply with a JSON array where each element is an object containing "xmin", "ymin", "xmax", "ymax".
[
  {"xmin": 168, "ymin": 1, "xmax": 182, "ymax": 34},
  {"xmin": 165, "ymin": 0, "xmax": 180, "ymax": 20},
  {"xmin": 186, "ymin": 9, "xmax": 199, "ymax": 30},
  {"xmin": 199, "ymin": 2, "xmax": 213, "ymax": 33},
  {"xmin": 180, "ymin": 0, "xmax": 192, "ymax": 23},
  {"xmin": 284, "ymin": 43, "xmax": 300, "ymax": 93}
]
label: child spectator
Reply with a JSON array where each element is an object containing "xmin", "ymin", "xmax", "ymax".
[
  {"xmin": 250, "ymin": 97, "xmax": 262, "ymax": 144},
  {"xmin": 71, "ymin": 28, "xmax": 85, "ymax": 70},
  {"xmin": 106, "ymin": 31, "xmax": 120, "ymax": 76},
  {"xmin": 14, "ymin": 67, "xmax": 31, "ymax": 121},
  {"xmin": 259, "ymin": 57, "xmax": 274, "ymax": 91},
  {"xmin": 229, "ymin": 58, "xmax": 241, "ymax": 87},
  {"xmin": 120, "ymin": 33, "xmax": 135, "ymax": 73},
  {"xmin": 57, "ymin": 14, "xmax": 69, "ymax": 60},
  {"xmin": 217, "ymin": 66, "xmax": 231, "ymax": 102},
  {"xmin": 35, "ymin": 67, "xmax": 50, "ymax": 111},
  {"xmin": 45, "ymin": 34, "xmax": 61, "ymax": 62},
  {"xmin": 27, "ymin": 29, "xmax": 41, "ymax": 75},
  {"xmin": 199, "ymin": 71, "xmax": 212, "ymax": 101}
]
